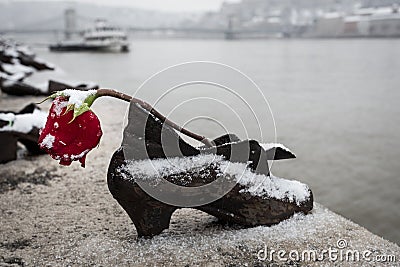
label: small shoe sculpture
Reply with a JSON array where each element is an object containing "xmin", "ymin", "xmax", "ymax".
[
  {"xmin": 0, "ymin": 103, "xmax": 47, "ymax": 163},
  {"xmin": 108, "ymin": 103, "xmax": 313, "ymax": 237},
  {"xmin": 0, "ymin": 79, "xmax": 99, "ymax": 96}
]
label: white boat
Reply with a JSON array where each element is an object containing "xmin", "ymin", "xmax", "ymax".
[{"xmin": 49, "ymin": 19, "xmax": 129, "ymax": 52}]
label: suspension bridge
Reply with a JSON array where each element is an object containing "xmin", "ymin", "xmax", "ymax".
[{"xmin": 0, "ymin": 9, "xmax": 284, "ymax": 40}]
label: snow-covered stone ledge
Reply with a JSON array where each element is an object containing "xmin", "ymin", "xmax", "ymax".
[
  {"xmin": 0, "ymin": 99, "xmax": 398, "ymax": 266},
  {"xmin": 1, "ymin": 162, "xmax": 398, "ymax": 267},
  {"xmin": 56, "ymin": 204, "xmax": 398, "ymax": 266}
]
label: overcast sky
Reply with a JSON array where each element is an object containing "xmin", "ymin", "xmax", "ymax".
[{"xmin": 7, "ymin": 0, "xmax": 239, "ymax": 12}]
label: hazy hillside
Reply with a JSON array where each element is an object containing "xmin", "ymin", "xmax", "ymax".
[
  {"xmin": 1, "ymin": 0, "xmax": 399, "ymax": 31},
  {"xmin": 0, "ymin": 1, "xmax": 198, "ymax": 30}
]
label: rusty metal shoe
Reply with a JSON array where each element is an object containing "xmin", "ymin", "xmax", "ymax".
[{"xmin": 107, "ymin": 103, "xmax": 313, "ymax": 237}]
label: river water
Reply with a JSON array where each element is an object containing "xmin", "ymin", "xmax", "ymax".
[{"xmin": 11, "ymin": 36, "xmax": 400, "ymax": 244}]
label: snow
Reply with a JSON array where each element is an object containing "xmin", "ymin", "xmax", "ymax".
[
  {"xmin": 70, "ymin": 149, "xmax": 90, "ymax": 160},
  {"xmin": 1, "ymin": 71, "xmax": 26, "ymax": 88},
  {"xmin": 63, "ymin": 204, "xmax": 399, "ymax": 266},
  {"xmin": 3, "ymin": 72, "xmax": 25, "ymax": 81},
  {"xmin": 34, "ymin": 56, "xmax": 56, "ymax": 69},
  {"xmin": 219, "ymin": 161, "xmax": 310, "ymax": 205},
  {"xmin": 2, "ymin": 61, "xmax": 34, "ymax": 75},
  {"xmin": 61, "ymin": 89, "xmax": 97, "ymax": 108},
  {"xmin": 4, "ymin": 47, "xmax": 19, "ymax": 58},
  {"xmin": 122, "ymin": 153, "xmax": 311, "ymax": 206},
  {"xmin": 260, "ymin": 143, "xmax": 293, "ymax": 153},
  {"xmin": 50, "ymin": 149, "xmax": 90, "ymax": 163},
  {"xmin": 121, "ymin": 154, "xmax": 224, "ymax": 182},
  {"xmin": 52, "ymin": 97, "xmax": 68, "ymax": 116},
  {"xmin": 41, "ymin": 133, "xmax": 55, "ymax": 149},
  {"xmin": 0, "ymin": 71, "xmax": 7, "ymax": 79},
  {"xmin": 1, "ymin": 79, "xmax": 17, "ymax": 87},
  {"xmin": 16, "ymin": 45, "xmax": 35, "ymax": 57},
  {"xmin": 0, "ymin": 109, "xmax": 47, "ymax": 133},
  {"xmin": 0, "ymin": 113, "xmax": 16, "ymax": 122}
]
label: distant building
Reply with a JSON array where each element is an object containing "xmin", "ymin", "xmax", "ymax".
[
  {"xmin": 368, "ymin": 6, "xmax": 400, "ymax": 36},
  {"xmin": 311, "ymin": 5, "xmax": 400, "ymax": 37},
  {"xmin": 312, "ymin": 12, "xmax": 344, "ymax": 37},
  {"xmin": 191, "ymin": 0, "xmax": 400, "ymax": 38},
  {"xmin": 343, "ymin": 16, "xmax": 363, "ymax": 36}
]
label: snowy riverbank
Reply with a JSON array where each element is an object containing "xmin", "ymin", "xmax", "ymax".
[{"xmin": 0, "ymin": 95, "xmax": 398, "ymax": 266}]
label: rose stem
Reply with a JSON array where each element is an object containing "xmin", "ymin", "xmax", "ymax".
[{"xmin": 96, "ymin": 89, "xmax": 214, "ymax": 147}]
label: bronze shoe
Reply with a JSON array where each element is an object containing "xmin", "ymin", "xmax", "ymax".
[
  {"xmin": 0, "ymin": 103, "xmax": 46, "ymax": 163},
  {"xmin": 107, "ymin": 103, "xmax": 313, "ymax": 237}
]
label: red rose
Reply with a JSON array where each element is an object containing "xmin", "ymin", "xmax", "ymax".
[{"xmin": 38, "ymin": 96, "xmax": 102, "ymax": 167}]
